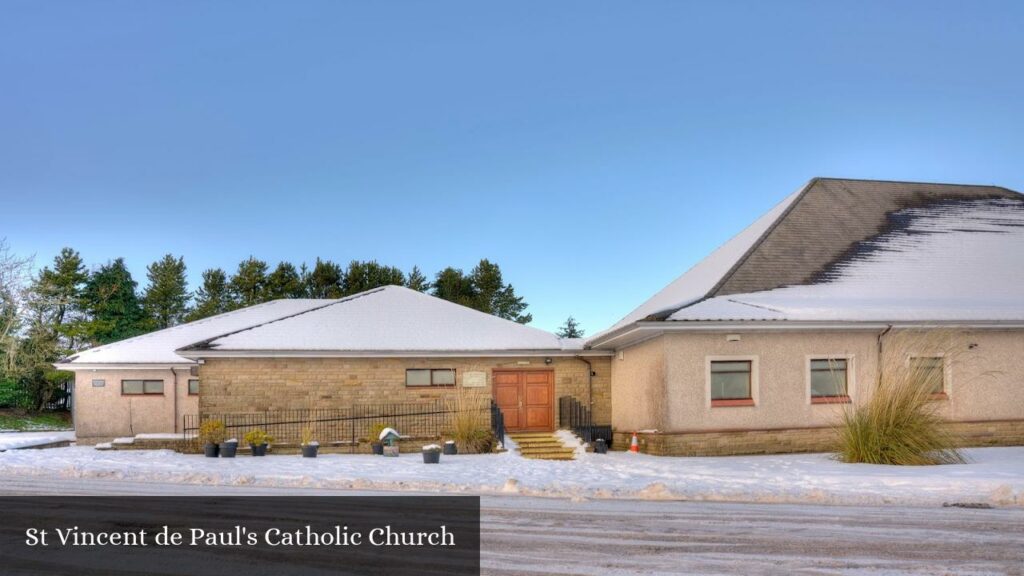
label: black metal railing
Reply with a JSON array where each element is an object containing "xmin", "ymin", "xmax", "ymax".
[
  {"xmin": 558, "ymin": 395, "xmax": 612, "ymax": 447},
  {"xmin": 185, "ymin": 399, "xmax": 507, "ymax": 452}
]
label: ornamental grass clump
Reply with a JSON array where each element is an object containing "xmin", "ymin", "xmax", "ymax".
[
  {"xmin": 837, "ymin": 331, "xmax": 965, "ymax": 466},
  {"xmin": 444, "ymin": 386, "xmax": 495, "ymax": 454}
]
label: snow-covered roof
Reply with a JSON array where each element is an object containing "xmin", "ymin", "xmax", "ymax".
[
  {"xmin": 181, "ymin": 286, "xmax": 581, "ymax": 355},
  {"xmin": 591, "ymin": 178, "xmax": 1024, "ymax": 345},
  {"xmin": 669, "ymin": 198, "xmax": 1024, "ymax": 322},
  {"xmin": 59, "ymin": 299, "xmax": 335, "ymax": 366}
]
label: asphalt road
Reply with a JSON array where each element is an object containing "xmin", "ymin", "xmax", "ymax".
[{"xmin": 1, "ymin": 475, "xmax": 1021, "ymax": 575}]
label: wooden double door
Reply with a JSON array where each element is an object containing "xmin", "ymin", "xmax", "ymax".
[{"xmin": 493, "ymin": 369, "xmax": 554, "ymax": 432}]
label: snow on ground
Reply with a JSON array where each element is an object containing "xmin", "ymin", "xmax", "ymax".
[
  {"xmin": 0, "ymin": 431, "xmax": 76, "ymax": 451},
  {"xmin": 1, "ymin": 443, "xmax": 1022, "ymax": 507}
]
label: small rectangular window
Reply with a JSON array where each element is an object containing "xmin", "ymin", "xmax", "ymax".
[
  {"xmin": 710, "ymin": 361, "xmax": 751, "ymax": 401},
  {"xmin": 405, "ymin": 369, "xmax": 456, "ymax": 387},
  {"xmin": 910, "ymin": 357, "xmax": 945, "ymax": 395},
  {"xmin": 188, "ymin": 379, "xmax": 199, "ymax": 395},
  {"xmin": 810, "ymin": 358, "xmax": 848, "ymax": 399},
  {"xmin": 122, "ymin": 380, "xmax": 164, "ymax": 395},
  {"xmin": 91, "ymin": 379, "xmax": 105, "ymax": 388}
]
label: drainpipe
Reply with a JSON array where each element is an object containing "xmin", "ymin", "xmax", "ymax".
[
  {"xmin": 876, "ymin": 324, "xmax": 893, "ymax": 389},
  {"xmin": 170, "ymin": 368, "xmax": 179, "ymax": 433},
  {"xmin": 574, "ymin": 356, "xmax": 594, "ymax": 412}
]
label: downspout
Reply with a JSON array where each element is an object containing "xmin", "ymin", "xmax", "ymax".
[
  {"xmin": 170, "ymin": 368, "xmax": 180, "ymax": 434},
  {"xmin": 574, "ymin": 356, "xmax": 594, "ymax": 412},
  {"xmin": 876, "ymin": 324, "xmax": 893, "ymax": 389}
]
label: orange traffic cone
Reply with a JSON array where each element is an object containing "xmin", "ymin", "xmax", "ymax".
[{"xmin": 629, "ymin": 432, "xmax": 639, "ymax": 453}]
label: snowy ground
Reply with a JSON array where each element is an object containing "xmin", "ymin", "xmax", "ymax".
[
  {"xmin": 1, "ymin": 476, "xmax": 1022, "ymax": 575},
  {"xmin": 1, "ymin": 444, "xmax": 1022, "ymax": 507},
  {"xmin": 0, "ymin": 431, "xmax": 75, "ymax": 451}
]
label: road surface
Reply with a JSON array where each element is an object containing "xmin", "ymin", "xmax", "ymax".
[{"xmin": 1, "ymin": 475, "xmax": 1020, "ymax": 575}]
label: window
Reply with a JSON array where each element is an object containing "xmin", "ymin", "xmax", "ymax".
[
  {"xmin": 910, "ymin": 357, "xmax": 945, "ymax": 396},
  {"xmin": 810, "ymin": 358, "xmax": 849, "ymax": 402},
  {"xmin": 91, "ymin": 379, "xmax": 106, "ymax": 388},
  {"xmin": 188, "ymin": 379, "xmax": 199, "ymax": 395},
  {"xmin": 121, "ymin": 380, "xmax": 164, "ymax": 395},
  {"xmin": 710, "ymin": 361, "xmax": 752, "ymax": 406},
  {"xmin": 405, "ymin": 369, "xmax": 456, "ymax": 387}
]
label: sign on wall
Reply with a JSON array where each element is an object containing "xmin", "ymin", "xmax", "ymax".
[{"xmin": 462, "ymin": 371, "xmax": 487, "ymax": 388}]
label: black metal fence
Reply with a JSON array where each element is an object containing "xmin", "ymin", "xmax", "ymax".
[
  {"xmin": 185, "ymin": 400, "xmax": 507, "ymax": 451},
  {"xmin": 558, "ymin": 395, "xmax": 612, "ymax": 447}
]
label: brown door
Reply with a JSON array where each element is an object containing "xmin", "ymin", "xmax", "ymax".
[{"xmin": 493, "ymin": 370, "xmax": 553, "ymax": 432}]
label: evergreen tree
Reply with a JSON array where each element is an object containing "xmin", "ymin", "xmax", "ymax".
[
  {"xmin": 142, "ymin": 254, "xmax": 190, "ymax": 329},
  {"xmin": 431, "ymin": 267, "xmax": 477, "ymax": 308},
  {"xmin": 342, "ymin": 260, "xmax": 406, "ymax": 295},
  {"xmin": 27, "ymin": 247, "xmax": 88, "ymax": 349},
  {"xmin": 80, "ymin": 258, "xmax": 148, "ymax": 345},
  {"xmin": 405, "ymin": 266, "xmax": 430, "ymax": 292},
  {"xmin": 229, "ymin": 257, "xmax": 269, "ymax": 307},
  {"xmin": 304, "ymin": 258, "xmax": 343, "ymax": 299},
  {"xmin": 266, "ymin": 262, "xmax": 304, "ymax": 299},
  {"xmin": 556, "ymin": 316, "xmax": 585, "ymax": 338},
  {"xmin": 188, "ymin": 268, "xmax": 233, "ymax": 321},
  {"xmin": 469, "ymin": 259, "xmax": 532, "ymax": 324}
]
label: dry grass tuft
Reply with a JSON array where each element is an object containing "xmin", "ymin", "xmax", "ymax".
[
  {"xmin": 444, "ymin": 386, "xmax": 495, "ymax": 454},
  {"xmin": 837, "ymin": 330, "xmax": 965, "ymax": 466}
]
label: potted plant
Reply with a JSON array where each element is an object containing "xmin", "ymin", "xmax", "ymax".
[
  {"xmin": 442, "ymin": 440, "xmax": 458, "ymax": 455},
  {"xmin": 300, "ymin": 426, "xmax": 319, "ymax": 458},
  {"xmin": 220, "ymin": 438, "xmax": 238, "ymax": 458},
  {"xmin": 422, "ymin": 444, "xmax": 442, "ymax": 464},
  {"xmin": 367, "ymin": 423, "xmax": 390, "ymax": 455},
  {"xmin": 199, "ymin": 420, "xmax": 226, "ymax": 458},
  {"xmin": 244, "ymin": 429, "xmax": 273, "ymax": 456}
]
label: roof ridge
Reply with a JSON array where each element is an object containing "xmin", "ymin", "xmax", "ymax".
[
  {"xmin": 176, "ymin": 287, "xmax": 387, "ymax": 352},
  {"xmin": 811, "ymin": 176, "xmax": 1017, "ymax": 191}
]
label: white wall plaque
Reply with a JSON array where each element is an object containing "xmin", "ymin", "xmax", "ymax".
[{"xmin": 462, "ymin": 371, "xmax": 487, "ymax": 388}]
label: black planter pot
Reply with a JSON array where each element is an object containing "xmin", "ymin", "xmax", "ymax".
[
  {"xmin": 443, "ymin": 442, "xmax": 458, "ymax": 456},
  {"xmin": 422, "ymin": 450, "xmax": 441, "ymax": 464},
  {"xmin": 219, "ymin": 441, "xmax": 238, "ymax": 458},
  {"xmin": 250, "ymin": 443, "xmax": 267, "ymax": 457},
  {"xmin": 204, "ymin": 443, "xmax": 220, "ymax": 458},
  {"xmin": 371, "ymin": 442, "xmax": 384, "ymax": 455},
  {"xmin": 594, "ymin": 439, "xmax": 608, "ymax": 454},
  {"xmin": 302, "ymin": 444, "xmax": 319, "ymax": 458}
]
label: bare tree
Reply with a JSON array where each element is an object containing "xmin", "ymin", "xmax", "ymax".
[{"xmin": 0, "ymin": 238, "xmax": 33, "ymax": 372}]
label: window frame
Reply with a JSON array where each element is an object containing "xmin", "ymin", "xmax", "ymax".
[
  {"xmin": 121, "ymin": 379, "xmax": 165, "ymax": 396},
  {"xmin": 405, "ymin": 368, "xmax": 457, "ymax": 388},
  {"xmin": 706, "ymin": 356, "xmax": 758, "ymax": 407},
  {"xmin": 908, "ymin": 355, "xmax": 949, "ymax": 399},
  {"xmin": 806, "ymin": 355, "xmax": 854, "ymax": 404},
  {"xmin": 188, "ymin": 379, "xmax": 200, "ymax": 396}
]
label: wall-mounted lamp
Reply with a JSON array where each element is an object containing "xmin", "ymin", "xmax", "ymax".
[
  {"xmin": 544, "ymin": 357, "xmax": 553, "ymax": 365},
  {"xmin": 726, "ymin": 334, "xmax": 741, "ymax": 342}
]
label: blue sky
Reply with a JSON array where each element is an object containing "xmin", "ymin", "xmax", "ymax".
[{"xmin": 2, "ymin": 2, "xmax": 1023, "ymax": 334}]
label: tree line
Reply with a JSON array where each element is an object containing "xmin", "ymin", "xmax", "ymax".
[{"xmin": 0, "ymin": 239, "xmax": 537, "ymax": 409}]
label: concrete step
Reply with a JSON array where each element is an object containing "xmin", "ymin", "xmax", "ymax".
[{"xmin": 508, "ymin": 431, "xmax": 576, "ymax": 461}]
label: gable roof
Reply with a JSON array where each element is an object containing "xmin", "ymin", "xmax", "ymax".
[
  {"xmin": 179, "ymin": 285, "xmax": 582, "ymax": 356},
  {"xmin": 592, "ymin": 178, "xmax": 1024, "ymax": 345},
  {"xmin": 58, "ymin": 299, "xmax": 336, "ymax": 366}
]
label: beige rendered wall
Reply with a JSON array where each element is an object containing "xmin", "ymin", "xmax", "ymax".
[
  {"xmin": 72, "ymin": 367, "xmax": 199, "ymax": 441},
  {"xmin": 612, "ymin": 328, "xmax": 1024, "ymax": 434},
  {"xmin": 610, "ymin": 336, "xmax": 667, "ymax": 432},
  {"xmin": 198, "ymin": 355, "xmax": 612, "ymax": 425}
]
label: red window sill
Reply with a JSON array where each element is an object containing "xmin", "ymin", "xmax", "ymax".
[
  {"xmin": 811, "ymin": 396, "xmax": 851, "ymax": 404},
  {"xmin": 930, "ymin": 392, "xmax": 948, "ymax": 401},
  {"xmin": 711, "ymin": 398, "xmax": 755, "ymax": 407}
]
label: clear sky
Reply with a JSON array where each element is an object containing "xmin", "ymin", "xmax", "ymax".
[{"xmin": 2, "ymin": 1, "xmax": 1022, "ymax": 334}]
